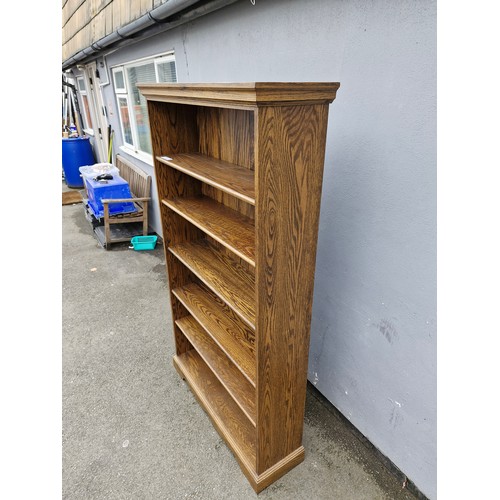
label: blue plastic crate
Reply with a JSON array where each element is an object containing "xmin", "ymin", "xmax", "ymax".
[
  {"xmin": 84, "ymin": 175, "xmax": 137, "ymax": 219},
  {"xmin": 130, "ymin": 235, "xmax": 158, "ymax": 251}
]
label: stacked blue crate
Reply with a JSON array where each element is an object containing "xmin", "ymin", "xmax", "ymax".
[{"xmin": 84, "ymin": 175, "xmax": 137, "ymax": 219}]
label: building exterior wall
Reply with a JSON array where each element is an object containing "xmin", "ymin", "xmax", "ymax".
[{"xmin": 68, "ymin": 0, "xmax": 437, "ymax": 497}]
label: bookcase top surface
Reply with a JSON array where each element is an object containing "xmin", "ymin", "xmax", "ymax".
[{"xmin": 137, "ymin": 82, "xmax": 340, "ymax": 108}]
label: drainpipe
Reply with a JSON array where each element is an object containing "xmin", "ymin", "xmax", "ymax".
[{"xmin": 62, "ymin": 0, "xmax": 238, "ymax": 70}]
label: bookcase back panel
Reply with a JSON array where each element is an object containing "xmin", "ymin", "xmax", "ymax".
[
  {"xmin": 157, "ymin": 168, "xmax": 200, "ymax": 209},
  {"xmin": 197, "ymin": 107, "xmax": 255, "ymax": 170},
  {"xmin": 149, "ymin": 102, "xmax": 254, "ymax": 173},
  {"xmin": 173, "ymin": 323, "xmax": 193, "ymax": 356},
  {"xmin": 202, "ymin": 185, "xmax": 255, "ymax": 220},
  {"xmin": 206, "ymin": 238, "xmax": 256, "ymax": 277}
]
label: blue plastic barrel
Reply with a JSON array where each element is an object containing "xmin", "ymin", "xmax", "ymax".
[{"xmin": 62, "ymin": 136, "xmax": 95, "ymax": 188}]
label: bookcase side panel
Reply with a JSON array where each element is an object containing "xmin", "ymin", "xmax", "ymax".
[{"xmin": 255, "ymin": 103, "xmax": 330, "ymax": 474}]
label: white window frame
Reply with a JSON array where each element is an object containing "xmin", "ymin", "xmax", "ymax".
[
  {"xmin": 116, "ymin": 94, "xmax": 134, "ymax": 150},
  {"xmin": 77, "ymin": 76, "xmax": 94, "ymax": 135},
  {"xmin": 77, "ymin": 77, "xmax": 86, "ymax": 92},
  {"xmin": 112, "ymin": 67, "xmax": 126, "ymax": 93},
  {"xmin": 112, "ymin": 52, "xmax": 177, "ymax": 165}
]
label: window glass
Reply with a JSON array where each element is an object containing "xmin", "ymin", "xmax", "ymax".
[
  {"xmin": 157, "ymin": 60, "xmax": 177, "ymax": 82},
  {"xmin": 82, "ymin": 95, "xmax": 93, "ymax": 130},
  {"xmin": 113, "ymin": 69, "xmax": 125, "ymax": 91},
  {"xmin": 126, "ymin": 63, "xmax": 155, "ymax": 154},
  {"xmin": 118, "ymin": 97, "xmax": 133, "ymax": 145},
  {"xmin": 77, "ymin": 78, "xmax": 86, "ymax": 92},
  {"xmin": 77, "ymin": 77, "xmax": 93, "ymax": 131}
]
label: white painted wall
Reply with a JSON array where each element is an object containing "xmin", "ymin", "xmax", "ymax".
[{"xmin": 102, "ymin": 1, "xmax": 436, "ymax": 496}]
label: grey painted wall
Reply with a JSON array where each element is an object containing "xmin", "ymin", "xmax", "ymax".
[{"xmin": 101, "ymin": 1, "xmax": 437, "ymax": 497}]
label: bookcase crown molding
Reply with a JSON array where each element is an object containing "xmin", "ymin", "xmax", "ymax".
[{"xmin": 139, "ymin": 81, "xmax": 340, "ymax": 108}]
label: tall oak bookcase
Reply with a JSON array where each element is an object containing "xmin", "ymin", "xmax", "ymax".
[{"xmin": 137, "ymin": 82, "xmax": 340, "ymax": 492}]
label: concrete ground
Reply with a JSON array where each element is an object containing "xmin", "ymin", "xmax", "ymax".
[{"xmin": 62, "ymin": 182, "xmax": 417, "ymax": 500}]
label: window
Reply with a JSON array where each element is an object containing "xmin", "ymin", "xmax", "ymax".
[
  {"xmin": 112, "ymin": 53, "xmax": 177, "ymax": 159},
  {"xmin": 77, "ymin": 77, "xmax": 93, "ymax": 133},
  {"xmin": 112, "ymin": 68, "xmax": 126, "ymax": 93}
]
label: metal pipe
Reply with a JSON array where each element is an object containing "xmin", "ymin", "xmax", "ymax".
[
  {"xmin": 62, "ymin": 0, "xmax": 240, "ymax": 70},
  {"xmin": 116, "ymin": 13, "xmax": 156, "ymax": 39},
  {"xmin": 116, "ymin": 0, "xmax": 201, "ymax": 38},
  {"xmin": 91, "ymin": 31, "xmax": 123, "ymax": 51},
  {"xmin": 148, "ymin": 0, "xmax": 200, "ymax": 22}
]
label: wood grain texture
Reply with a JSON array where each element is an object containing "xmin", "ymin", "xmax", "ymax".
[
  {"xmin": 201, "ymin": 185, "xmax": 255, "ymax": 220},
  {"xmin": 138, "ymin": 82, "xmax": 340, "ymax": 109},
  {"xmin": 157, "ymin": 153, "xmax": 255, "ymax": 205},
  {"xmin": 147, "ymin": 100, "xmax": 201, "ymax": 355},
  {"xmin": 255, "ymin": 103, "xmax": 330, "ymax": 473},
  {"xmin": 197, "ymin": 107, "xmax": 254, "ymax": 169},
  {"xmin": 172, "ymin": 282, "xmax": 256, "ymax": 386},
  {"xmin": 195, "ymin": 106, "xmax": 256, "ymax": 220},
  {"xmin": 142, "ymin": 83, "xmax": 337, "ymax": 491},
  {"xmin": 253, "ymin": 446, "xmax": 305, "ymax": 493},
  {"xmin": 148, "ymin": 101, "xmax": 200, "ymax": 209},
  {"xmin": 163, "ymin": 196, "xmax": 255, "ymax": 266},
  {"xmin": 176, "ymin": 316, "xmax": 256, "ymax": 425},
  {"xmin": 173, "ymin": 350, "xmax": 256, "ymax": 468},
  {"xmin": 173, "ymin": 348, "xmax": 304, "ymax": 493},
  {"xmin": 116, "ymin": 154, "xmax": 152, "ymax": 210},
  {"xmin": 169, "ymin": 239, "xmax": 256, "ymax": 328},
  {"xmin": 207, "ymin": 237, "xmax": 256, "ymax": 277}
]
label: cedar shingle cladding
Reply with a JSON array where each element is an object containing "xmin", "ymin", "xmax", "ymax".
[{"xmin": 62, "ymin": 0, "xmax": 164, "ymax": 62}]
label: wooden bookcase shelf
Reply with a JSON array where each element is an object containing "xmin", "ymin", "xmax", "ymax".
[
  {"xmin": 172, "ymin": 282, "xmax": 256, "ymax": 386},
  {"xmin": 162, "ymin": 196, "xmax": 255, "ymax": 266},
  {"xmin": 138, "ymin": 82, "xmax": 340, "ymax": 493},
  {"xmin": 173, "ymin": 349, "xmax": 256, "ymax": 467},
  {"xmin": 169, "ymin": 239, "xmax": 256, "ymax": 328},
  {"xmin": 157, "ymin": 153, "xmax": 255, "ymax": 205},
  {"xmin": 176, "ymin": 315, "xmax": 256, "ymax": 425}
]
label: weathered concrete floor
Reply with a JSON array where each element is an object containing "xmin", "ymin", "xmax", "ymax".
[{"xmin": 62, "ymin": 183, "xmax": 416, "ymax": 500}]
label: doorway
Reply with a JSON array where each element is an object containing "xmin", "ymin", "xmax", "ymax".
[{"xmin": 82, "ymin": 61, "xmax": 109, "ymax": 163}]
